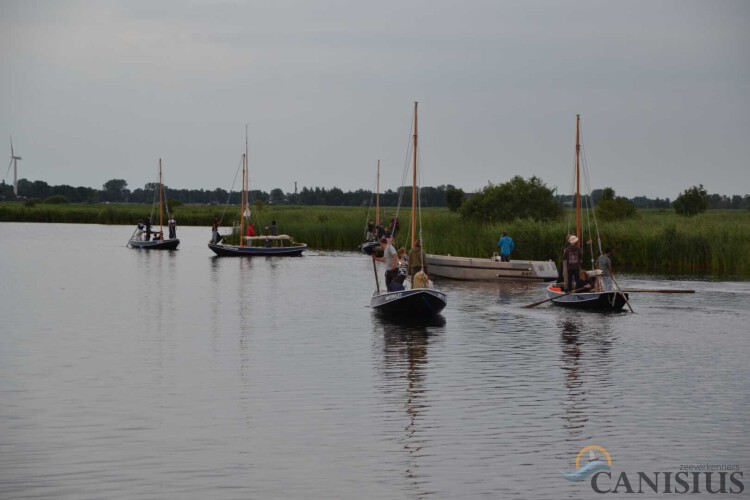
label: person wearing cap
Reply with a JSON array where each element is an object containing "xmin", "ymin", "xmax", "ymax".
[
  {"xmin": 497, "ymin": 232, "xmax": 515, "ymax": 262},
  {"xmin": 596, "ymin": 247, "xmax": 613, "ymax": 290},
  {"xmin": 563, "ymin": 235, "xmax": 583, "ymax": 292}
]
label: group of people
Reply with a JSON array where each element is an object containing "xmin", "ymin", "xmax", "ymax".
[
  {"xmin": 365, "ymin": 216, "xmax": 400, "ymax": 242},
  {"xmin": 210, "ymin": 217, "xmax": 280, "ymax": 245},
  {"xmin": 561, "ymin": 234, "xmax": 614, "ymax": 292},
  {"xmin": 373, "ymin": 236, "xmax": 429, "ymax": 292},
  {"xmin": 134, "ymin": 214, "xmax": 177, "ymax": 241},
  {"xmin": 495, "ymin": 230, "xmax": 615, "ymax": 294}
]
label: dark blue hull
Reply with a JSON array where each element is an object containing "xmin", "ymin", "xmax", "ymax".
[
  {"xmin": 129, "ymin": 238, "xmax": 180, "ymax": 250},
  {"xmin": 546, "ymin": 285, "xmax": 628, "ymax": 311},
  {"xmin": 370, "ymin": 289, "xmax": 447, "ymax": 316},
  {"xmin": 208, "ymin": 243, "xmax": 306, "ymax": 257}
]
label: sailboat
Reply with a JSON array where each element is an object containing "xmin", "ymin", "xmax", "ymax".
[
  {"xmin": 370, "ymin": 102, "xmax": 447, "ymax": 316},
  {"xmin": 544, "ymin": 115, "xmax": 629, "ymax": 311},
  {"xmin": 208, "ymin": 129, "xmax": 307, "ymax": 257},
  {"xmin": 128, "ymin": 159, "xmax": 180, "ymax": 250}
]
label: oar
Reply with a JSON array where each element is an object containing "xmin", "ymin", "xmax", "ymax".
[
  {"xmin": 610, "ymin": 274, "xmax": 634, "ymax": 313},
  {"xmin": 522, "ymin": 286, "xmax": 589, "ymax": 309},
  {"xmin": 619, "ymin": 289, "xmax": 695, "ymax": 294},
  {"xmin": 372, "ymin": 256, "xmax": 380, "ymax": 294},
  {"xmin": 125, "ymin": 227, "xmax": 138, "ymax": 247}
]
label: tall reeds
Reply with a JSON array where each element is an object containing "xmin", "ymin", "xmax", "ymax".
[{"xmin": 1, "ymin": 202, "xmax": 748, "ymax": 276}]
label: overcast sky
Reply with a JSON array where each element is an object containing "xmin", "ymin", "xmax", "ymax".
[{"xmin": 1, "ymin": 0, "xmax": 748, "ymax": 198}]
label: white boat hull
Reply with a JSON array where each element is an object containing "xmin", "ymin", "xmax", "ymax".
[{"xmin": 426, "ymin": 254, "xmax": 557, "ymax": 281}]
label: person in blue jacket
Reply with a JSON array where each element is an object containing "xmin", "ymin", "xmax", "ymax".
[{"xmin": 497, "ymin": 232, "xmax": 515, "ymax": 262}]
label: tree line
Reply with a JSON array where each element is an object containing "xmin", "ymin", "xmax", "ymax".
[{"xmin": 2, "ymin": 178, "xmax": 749, "ymax": 213}]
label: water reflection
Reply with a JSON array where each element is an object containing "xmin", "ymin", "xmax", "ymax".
[
  {"xmin": 372, "ymin": 315, "xmax": 444, "ymax": 494},
  {"xmin": 559, "ymin": 316, "xmax": 614, "ymax": 442}
]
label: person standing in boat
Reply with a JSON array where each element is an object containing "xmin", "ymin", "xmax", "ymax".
[
  {"xmin": 558, "ymin": 234, "xmax": 574, "ymax": 283},
  {"xmin": 135, "ymin": 219, "xmax": 145, "ymax": 241},
  {"xmin": 374, "ymin": 237, "xmax": 399, "ymax": 287},
  {"xmin": 595, "ymin": 247, "xmax": 613, "ymax": 290},
  {"xmin": 563, "ymin": 235, "xmax": 583, "ymax": 291},
  {"xmin": 366, "ymin": 220, "xmax": 375, "ymax": 241},
  {"xmin": 376, "ymin": 223, "xmax": 386, "ymax": 240},
  {"xmin": 246, "ymin": 222, "xmax": 256, "ymax": 237},
  {"xmin": 497, "ymin": 232, "xmax": 515, "ymax": 262},
  {"xmin": 269, "ymin": 220, "xmax": 278, "ymax": 236},
  {"xmin": 144, "ymin": 216, "xmax": 152, "ymax": 241},
  {"xmin": 408, "ymin": 239, "xmax": 428, "ymax": 278},
  {"xmin": 389, "ymin": 216, "xmax": 400, "ymax": 238},
  {"xmin": 211, "ymin": 217, "xmax": 221, "ymax": 244},
  {"xmin": 168, "ymin": 214, "xmax": 177, "ymax": 239}
]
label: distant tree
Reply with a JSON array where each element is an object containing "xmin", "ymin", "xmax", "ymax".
[
  {"xmin": 102, "ymin": 179, "xmax": 129, "ymax": 202},
  {"xmin": 673, "ymin": 184, "xmax": 709, "ymax": 216},
  {"xmin": 270, "ymin": 188, "xmax": 286, "ymax": 204},
  {"xmin": 445, "ymin": 186, "xmax": 465, "ymax": 212},
  {"xmin": 591, "ymin": 188, "xmax": 605, "ymax": 205},
  {"xmin": 459, "ymin": 176, "xmax": 561, "ymax": 223},
  {"xmin": 595, "ymin": 187, "xmax": 637, "ymax": 221}
]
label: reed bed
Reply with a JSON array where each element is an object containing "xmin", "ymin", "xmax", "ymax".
[{"xmin": 1, "ymin": 202, "xmax": 748, "ymax": 276}]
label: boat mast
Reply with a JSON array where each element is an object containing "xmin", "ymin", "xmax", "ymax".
[
  {"xmin": 411, "ymin": 101, "xmax": 418, "ymax": 249},
  {"xmin": 159, "ymin": 158, "xmax": 163, "ymax": 234},
  {"xmin": 375, "ymin": 159, "xmax": 380, "ymax": 228},
  {"xmin": 575, "ymin": 114, "xmax": 581, "ymax": 244},
  {"xmin": 240, "ymin": 125, "xmax": 249, "ymax": 247}
]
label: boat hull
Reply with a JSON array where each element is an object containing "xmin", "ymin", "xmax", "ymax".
[
  {"xmin": 426, "ymin": 254, "xmax": 557, "ymax": 281},
  {"xmin": 208, "ymin": 243, "xmax": 306, "ymax": 257},
  {"xmin": 546, "ymin": 285, "xmax": 628, "ymax": 311},
  {"xmin": 129, "ymin": 238, "xmax": 180, "ymax": 250},
  {"xmin": 370, "ymin": 289, "xmax": 447, "ymax": 316}
]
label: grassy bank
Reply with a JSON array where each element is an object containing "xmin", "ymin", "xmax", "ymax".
[{"xmin": 1, "ymin": 202, "xmax": 749, "ymax": 276}]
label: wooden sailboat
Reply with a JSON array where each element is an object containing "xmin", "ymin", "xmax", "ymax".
[
  {"xmin": 128, "ymin": 159, "xmax": 180, "ymax": 250},
  {"xmin": 544, "ymin": 115, "xmax": 629, "ymax": 311},
  {"xmin": 208, "ymin": 129, "xmax": 307, "ymax": 257},
  {"xmin": 370, "ymin": 102, "xmax": 447, "ymax": 316}
]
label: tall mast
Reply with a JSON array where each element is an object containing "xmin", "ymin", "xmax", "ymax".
[
  {"xmin": 411, "ymin": 101, "xmax": 418, "ymax": 249},
  {"xmin": 240, "ymin": 153, "xmax": 246, "ymax": 246},
  {"xmin": 375, "ymin": 159, "xmax": 380, "ymax": 227},
  {"xmin": 241, "ymin": 125, "xmax": 248, "ymax": 247},
  {"xmin": 159, "ymin": 158, "xmax": 163, "ymax": 233},
  {"xmin": 575, "ymin": 114, "xmax": 581, "ymax": 244}
]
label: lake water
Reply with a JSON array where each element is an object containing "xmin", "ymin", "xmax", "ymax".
[{"xmin": 1, "ymin": 223, "xmax": 748, "ymax": 499}]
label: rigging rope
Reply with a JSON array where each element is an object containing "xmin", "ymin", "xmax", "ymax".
[
  {"xmin": 392, "ymin": 107, "xmax": 415, "ymax": 244},
  {"xmin": 579, "ymin": 123, "xmax": 603, "ymax": 260},
  {"xmin": 149, "ymin": 173, "xmax": 157, "ymax": 222},
  {"xmin": 218, "ymin": 155, "xmax": 244, "ymax": 227}
]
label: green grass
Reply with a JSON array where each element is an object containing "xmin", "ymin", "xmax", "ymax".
[{"xmin": 1, "ymin": 202, "xmax": 749, "ymax": 276}]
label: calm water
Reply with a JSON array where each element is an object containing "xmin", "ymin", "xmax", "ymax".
[{"xmin": 1, "ymin": 223, "xmax": 748, "ymax": 499}]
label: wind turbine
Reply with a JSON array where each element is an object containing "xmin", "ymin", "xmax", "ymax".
[{"xmin": 6, "ymin": 137, "xmax": 22, "ymax": 196}]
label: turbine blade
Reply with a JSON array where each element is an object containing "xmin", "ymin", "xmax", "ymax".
[
  {"xmin": 9, "ymin": 136, "xmax": 13, "ymax": 158},
  {"xmin": 5, "ymin": 158, "xmax": 13, "ymax": 179}
]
